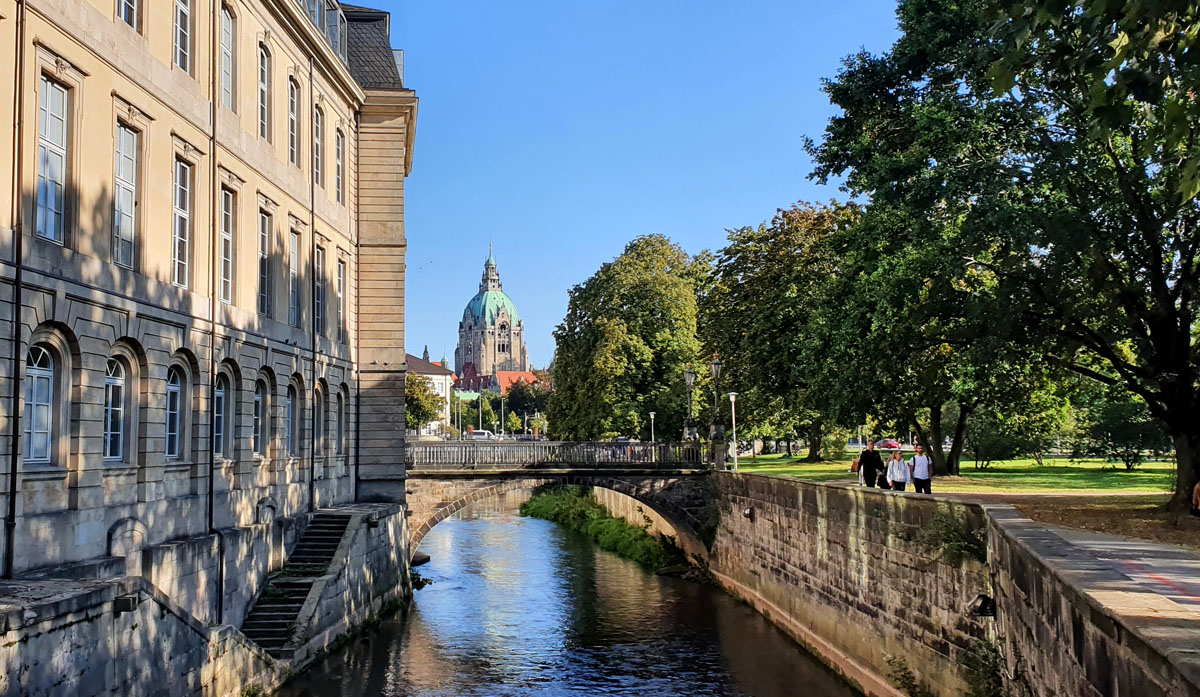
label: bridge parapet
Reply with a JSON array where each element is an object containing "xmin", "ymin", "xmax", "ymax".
[{"xmin": 405, "ymin": 441, "xmax": 705, "ymax": 471}]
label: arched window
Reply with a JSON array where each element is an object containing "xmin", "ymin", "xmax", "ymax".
[
  {"xmin": 314, "ymin": 388, "xmax": 325, "ymax": 456},
  {"xmin": 165, "ymin": 366, "xmax": 184, "ymax": 459},
  {"xmin": 23, "ymin": 346, "xmax": 55, "ymax": 463},
  {"xmin": 103, "ymin": 359, "xmax": 126, "ymax": 460},
  {"xmin": 214, "ymin": 374, "xmax": 228, "ymax": 456},
  {"xmin": 334, "ymin": 390, "xmax": 345, "ymax": 456},
  {"xmin": 285, "ymin": 384, "xmax": 298, "ymax": 457},
  {"xmin": 252, "ymin": 380, "xmax": 269, "ymax": 456}
]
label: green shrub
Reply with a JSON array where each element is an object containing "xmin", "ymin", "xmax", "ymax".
[
  {"xmin": 885, "ymin": 655, "xmax": 934, "ymax": 697},
  {"xmin": 520, "ymin": 486, "xmax": 687, "ymax": 570},
  {"xmin": 918, "ymin": 509, "xmax": 987, "ymax": 565}
]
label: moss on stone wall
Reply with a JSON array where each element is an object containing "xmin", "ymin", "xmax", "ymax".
[{"xmin": 520, "ymin": 486, "xmax": 687, "ymax": 570}]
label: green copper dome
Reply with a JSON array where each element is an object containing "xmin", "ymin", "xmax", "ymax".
[{"xmin": 465, "ymin": 289, "xmax": 519, "ymax": 326}]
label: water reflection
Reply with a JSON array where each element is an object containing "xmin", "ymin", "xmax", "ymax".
[{"xmin": 279, "ymin": 492, "xmax": 860, "ymax": 697}]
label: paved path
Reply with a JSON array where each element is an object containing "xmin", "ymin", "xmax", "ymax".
[{"xmin": 1045, "ymin": 524, "xmax": 1200, "ymax": 612}]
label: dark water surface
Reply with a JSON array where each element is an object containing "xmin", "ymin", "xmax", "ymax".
[{"xmin": 278, "ymin": 499, "xmax": 860, "ymax": 697}]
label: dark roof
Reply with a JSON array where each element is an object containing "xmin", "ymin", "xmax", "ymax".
[
  {"xmin": 344, "ymin": 5, "xmax": 404, "ymax": 90},
  {"xmin": 406, "ymin": 353, "xmax": 454, "ymax": 376}
]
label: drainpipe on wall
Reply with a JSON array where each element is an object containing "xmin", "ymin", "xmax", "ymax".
[
  {"xmin": 307, "ymin": 57, "xmax": 317, "ymax": 513},
  {"xmin": 4, "ymin": 0, "xmax": 29, "ymax": 580},
  {"xmin": 352, "ymin": 110, "xmax": 360, "ymax": 504},
  {"xmin": 207, "ymin": 0, "xmax": 224, "ymax": 623}
]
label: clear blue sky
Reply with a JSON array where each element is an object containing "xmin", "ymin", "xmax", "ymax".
[{"xmin": 389, "ymin": 1, "xmax": 901, "ymax": 368}]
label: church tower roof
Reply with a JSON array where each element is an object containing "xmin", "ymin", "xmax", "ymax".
[{"xmin": 464, "ymin": 250, "xmax": 520, "ymax": 325}]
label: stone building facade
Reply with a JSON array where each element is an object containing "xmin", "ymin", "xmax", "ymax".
[
  {"xmin": 454, "ymin": 251, "xmax": 529, "ymax": 385},
  {"xmin": 0, "ymin": 0, "xmax": 415, "ymax": 578}
]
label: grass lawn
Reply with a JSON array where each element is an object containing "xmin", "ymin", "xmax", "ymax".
[{"xmin": 735, "ymin": 453, "xmax": 1177, "ymax": 494}]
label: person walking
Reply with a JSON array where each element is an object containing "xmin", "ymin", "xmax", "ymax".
[
  {"xmin": 859, "ymin": 440, "xmax": 884, "ymax": 489},
  {"xmin": 909, "ymin": 444, "xmax": 933, "ymax": 495},
  {"xmin": 886, "ymin": 451, "xmax": 911, "ymax": 491}
]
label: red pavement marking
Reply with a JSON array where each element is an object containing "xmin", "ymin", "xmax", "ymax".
[{"xmin": 1118, "ymin": 559, "xmax": 1200, "ymax": 605}]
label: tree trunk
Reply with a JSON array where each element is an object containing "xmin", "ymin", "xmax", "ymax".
[
  {"xmin": 1170, "ymin": 431, "xmax": 1198, "ymax": 513},
  {"xmin": 920, "ymin": 405, "xmax": 953, "ymax": 476},
  {"xmin": 806, "ymin": 422, "xmax": 823, "ymax": 461},
  {"xmin": 786, "ymin": 437, "xmax": 793, "ymax": 458},
  {"xmin": 946, "ymin": 405, "xmax": 972, "ymax": 476}
]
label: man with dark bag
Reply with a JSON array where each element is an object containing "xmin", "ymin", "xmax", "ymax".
[{"xmin": 859, "ymin": 440, "xmax": 885, "ymax": 489}]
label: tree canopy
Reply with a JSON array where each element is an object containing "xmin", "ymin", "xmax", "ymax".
[{"xmin": 548, "ymin": 235, "xmax": 706, "ymax": 441}]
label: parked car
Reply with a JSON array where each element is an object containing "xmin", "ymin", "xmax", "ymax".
[
  {"xmin": 874, "ymin": 438, "xmax": 903, "ymax": 450},
  {"xmin": 470, "ymin": 430, "xmax": 498, "ymax": 441}
]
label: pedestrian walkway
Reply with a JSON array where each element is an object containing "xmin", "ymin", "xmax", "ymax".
[
  {"xmin": 984, "ymin": 505, "xmax": 1200, "ymax": 691},
  {"xmin": 1047, "ymin": 524, "xmax": 1200, "ymax": 612}
]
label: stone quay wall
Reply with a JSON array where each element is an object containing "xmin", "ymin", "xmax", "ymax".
[
  {"xmin": 708, "ymin": 472, "xmax": 991, "ymax": 697},
  {"xmin": 291, "ymin": 504, "xmax": 411, "ymax": 665},
  {"xmin": 592, "ymin": 487, "xmax": 679, "ymax": 540},
  {"xmin": 988, "ymin": 507, "xmax": 1200, "ymax": 697},
  {"xmin": 0, "ymin": 576, "xmax": 287, "ymax": 697},
  {"xmin": 0, "ymin": 502, "xmax": 411, "ymax": 697}
]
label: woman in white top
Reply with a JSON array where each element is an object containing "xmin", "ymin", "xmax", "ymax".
[{"xmin": 886, "ymin": 451, "xmax": 911, "ymax": 491}]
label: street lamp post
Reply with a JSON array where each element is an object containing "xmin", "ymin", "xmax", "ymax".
[
  {"xmin": 729, "ymin": 392, "xmax": 739, "ymax": 472},
  {"xmin": 709, "ymin": 355, "xmax": 725, "ymax": 468},
  {"xmin": 649, "ymin": 411, "xmax": 656, "ymax": 464},
  {"xmin": 683, "ymin": 366, "xmax": 697, "ymax": 441}
]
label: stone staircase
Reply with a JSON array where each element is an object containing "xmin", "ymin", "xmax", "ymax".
[{"xmin": 240, "ymin": 511, "xmax": 352, "ymax": 657}]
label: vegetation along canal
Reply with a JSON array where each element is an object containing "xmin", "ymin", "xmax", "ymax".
[{"xmin": 278, "ymin": 491, "xmax": 859, "ymax": 696}]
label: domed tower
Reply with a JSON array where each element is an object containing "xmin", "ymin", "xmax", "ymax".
[{"xmin": 455, "ymin": 249, "xmax": 529, "ymax": 380}]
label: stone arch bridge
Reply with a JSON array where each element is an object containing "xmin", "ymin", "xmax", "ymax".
[{"xmin": 396, "ymin": 442, "xmax": 716, "ymax": 562}]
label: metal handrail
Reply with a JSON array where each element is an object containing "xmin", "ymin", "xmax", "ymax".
[{"xmin": 404, "ymin": 441, "xmax": 705, "ymax": 470}]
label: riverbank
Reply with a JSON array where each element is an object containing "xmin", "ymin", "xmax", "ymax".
[{"xmin": 519, "ymin": 486, "xmax": 687, "ymax": 570}]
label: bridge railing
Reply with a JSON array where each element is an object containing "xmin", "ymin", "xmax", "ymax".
[{"xmin": 404, "ymin": 441, "xmax": 706, "ymax": 471}]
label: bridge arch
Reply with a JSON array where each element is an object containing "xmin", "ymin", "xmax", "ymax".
[{"xmin": 406, "ymin": 474, "xmax": 711, "ymax": 564}]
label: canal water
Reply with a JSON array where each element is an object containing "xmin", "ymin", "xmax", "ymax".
[{"xmin": 278, "ymin": 492, "xmax": 860, "ymax": 697}]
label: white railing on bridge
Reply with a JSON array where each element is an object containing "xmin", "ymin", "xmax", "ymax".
[{"xmin": 404, "ymin": 441, "xmax": 705, "ymax": 471}]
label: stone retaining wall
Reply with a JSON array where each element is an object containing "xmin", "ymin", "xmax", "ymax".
[
  {"xmin": 709, "ymin": 472, "xmax": 990, "ymax": 697},
  {"xmin": 592, "ymin": 487, "xmax": 679, "ymax": 540},
  {"xmin": 291, "ymin": 503, "xmax": 411, "ymax": 664},
  {"xmin": 988, "ymin": 507, "xmax": 1200, "ymax": 697},
  {"xmin": 0, "ymin": 577, "xmax": 287, "ymax": 697}
]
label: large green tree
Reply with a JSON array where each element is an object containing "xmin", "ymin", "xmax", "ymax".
[
  {"xmin": 810, "ymin": 0, "xmax": 1200, "ymax": 502},
  {"xmin": 549, "ymin": 235, "xmax": 706, "ymax": 440},
  {"xmin": 405, "ymin": 375, "xmax": 442, "ymax": 430},
  {"xmin": 702, "ymin": 202, "xmax": 859, "ymax": 461}
]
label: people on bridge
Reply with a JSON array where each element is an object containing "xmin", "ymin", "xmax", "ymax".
[
  {"xmin": 1191, "ymin": 480, "xmax": 1200, "ymax": 518},
  {"xmin": 858, "ymin": 441, "xmax": 885, "ymax": 489},
  {"xmin": 886, "ymin": 451, "xmax": 910, "ymax": 492},
  {"xmin": 909, "ymin": 445, "xmax": 933, "ymax": 495}
]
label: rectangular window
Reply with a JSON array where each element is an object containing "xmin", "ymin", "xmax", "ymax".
[
  {"xmin": 219, "ymin": 188, "xmax": 235, "ymax": 304},
  {"xmin": 258, "ymin": 47, "xmax": 271, "ymax": 140},
  {"xmin": 315, "ymin": 245, "xmax": 325, "ymax": 335},
  {"xmin": 113, "ymin": 124, "xmax": 138, "ymax": 267},
  {"xmin": 313, "ymin": 108, "xmax": 323, "ymax": 187},
  {"xmin": 335, "ymin": 130, "xmax": 344, "ymax": 204},
  {"xmin": 288, "ymin": 80, "xmax": 299, "ymax": 166},
  {"xmin": 257, "ymin": 211, "xmax": 271, "ymax": 315},
  {"xmin": 174, "ymin": 0, "xmax": 191, "ymax": 73},
  {"xmin": 36, "ymin": 76, "xmax": 68, "ymax": 243},
  {"xmin": 219, "ymin": 8, "xmax": 235, "ymax": 109},
  {"xmin": 172, "ymin": 159, "xmax": 192, "ymax": 287},
  {"xmin": 336, "ymin": 259, "xmax": 346, "ymax": 341},
  {"xmin": 289, "ymin": 231, "xmax": 300, "ymax": 327},
  {"xmin": 118, "ymin": 0, "xmax": 138, "ymax": 30}
]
